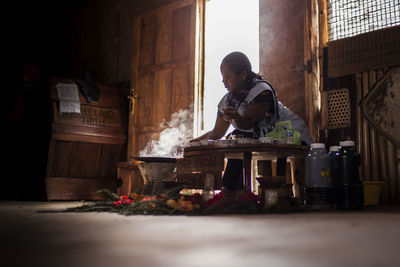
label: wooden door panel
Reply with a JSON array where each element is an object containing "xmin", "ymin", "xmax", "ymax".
[
  {"xmin": 156, "ymin": 10, "xmax": 173, "ymax": 64},
  {"xmin": 137, "ymin": 133, "xmax": 158, "ymax": 153},
  {"xmin": 137, "ymin": 73, "xmax": 154, "ymax": 127},
  {"xmin": 153, "ymin": 69, "xmax": 172, "ymax": 124},
  {"xmin": 172, "ymin": 67, "xmax": 193, "ymax": 112},
  {"xmin": 172, "ymin": 5, "xmax": 192, "ymax": 62},
  {"xmin": 131, "ymin": 0, "xmax": 196, "ymax": 157},
  {"xmin": 139, "ymin": 16, "xmax": 156, "ymax": 68}
]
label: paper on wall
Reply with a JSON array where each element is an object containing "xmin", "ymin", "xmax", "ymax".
[{"xmin": 56, "ymin": 83, "xmax": 81, "ymax": 114}]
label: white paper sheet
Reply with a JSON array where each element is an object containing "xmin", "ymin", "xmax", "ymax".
[{"xmin": 56, "ymin": 83, "xmax": 81, "ymax": 114}]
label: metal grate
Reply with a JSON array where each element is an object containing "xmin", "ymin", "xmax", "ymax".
[
  {"xmin": 327, "ymin": 0, "xmax": 400, "ymax": 41},
  {"xmin": 327, "ymin": 88, "xmax": 351, "ymax": 129}
]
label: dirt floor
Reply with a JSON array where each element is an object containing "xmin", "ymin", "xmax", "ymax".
[{"xmin": 1, "ymin": 201, "xmax": 400, "ymax": 267}]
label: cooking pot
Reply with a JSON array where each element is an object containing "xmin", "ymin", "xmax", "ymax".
[{"xmin": 133, "ymin": 156, "xmax": 177, "ymax": 184}]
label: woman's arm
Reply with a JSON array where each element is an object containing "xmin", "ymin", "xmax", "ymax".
[
  {"xmin": 190, "ymin": 114, "xmax": 230, "ymax": 142},
  {"xmin": 222, "ymin": 90, "xmax": 274, "ymax": 130},
  {"xmin": 222, "ymin": 103, "xmax": 270, "ymax": 130}
]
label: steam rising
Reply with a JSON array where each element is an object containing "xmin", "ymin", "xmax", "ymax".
[{"xmin": 138, "ymin": 108, "xmax": 193, "ymax": 158}]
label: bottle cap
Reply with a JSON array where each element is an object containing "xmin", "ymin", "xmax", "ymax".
[
  {"xmin": 339, "ymin": 140, "xmax": 355, "ymax": 147},
  {"xmin": 286, "ymin": 130, "xmax": 294, "ymax": 136},
  {"xmin": 311, "ymin": 143, "xmax": 325, "ymax": 149},
  {"xmin": 329, "ymin": 145, "xmax": 340, "ymax": 152}
]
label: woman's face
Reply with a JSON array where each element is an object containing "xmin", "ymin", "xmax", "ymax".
[{"xmin": 220, "ymin": 62, "xmax": 247, "ymax": 93}]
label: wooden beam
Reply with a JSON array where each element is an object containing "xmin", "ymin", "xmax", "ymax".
[
  {"xmin": 368, "ymin": 71, "xmax": 380, "ymax": 181},
  {"xmin": 362, "ymin": 72, "xmax": 371, "ymax": 181}
]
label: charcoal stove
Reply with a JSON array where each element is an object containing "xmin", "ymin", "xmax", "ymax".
[{"xmin": 133, "ymin": 156, "xmax": 178, "ymax": 194}]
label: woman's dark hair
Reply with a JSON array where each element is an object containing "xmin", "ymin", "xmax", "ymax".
[{"xmin": 221, "ymin": 51, "xmax": 257, "ymax": 89}]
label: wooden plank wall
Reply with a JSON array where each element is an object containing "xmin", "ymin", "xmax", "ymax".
[{"xmin": 356, "ymin": 69, "xmax": 400, "ymax": 204}]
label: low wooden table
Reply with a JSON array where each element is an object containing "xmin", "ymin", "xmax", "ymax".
[{"xmin": 177, "ymin": 143, "xmax": 308, "ymax": 198}]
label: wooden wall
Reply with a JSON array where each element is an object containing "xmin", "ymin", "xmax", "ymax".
[
  {"xmin": 321, "ymin": 22, "xmax": 400, "ymax": 204},
  {"xmin": 356, "ymin": 69, "xmax": 400, "ymax": 204},
  {"xmin": 259, "ymin": 0, "xmax": 307, "ymax": 121}
]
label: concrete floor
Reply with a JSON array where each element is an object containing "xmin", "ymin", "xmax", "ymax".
[{"xmin": 1, "ymin": 201, "xmax": 400, "ymax": 267}]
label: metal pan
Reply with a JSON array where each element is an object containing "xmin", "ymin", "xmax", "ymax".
[{"xmin": 133, "ymin": 156, "xmax": 176, "ymax": 163}]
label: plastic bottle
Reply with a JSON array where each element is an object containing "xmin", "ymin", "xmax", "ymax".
[
  {"xmin": 335, "ymin": 140, "xmax": 363, "ymax": 210},
  {"xmin": 286, "ymin": 130, "xmax": 294, "ymax": 144},
  {"xmin": 304, "ymin": 143, "xmax": 333, "ymax": 209},
  {"xmin": 202, "ymin": 173, "xmax": 215, "ymax": 201}
]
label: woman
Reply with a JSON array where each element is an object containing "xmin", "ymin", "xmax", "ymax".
[{"xmin": 191, "ymin": 51, "xmax": 313, "ymax": 191}]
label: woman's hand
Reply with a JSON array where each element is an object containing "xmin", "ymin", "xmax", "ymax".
[
  {"xmin": 222, "ymin": 103, "xmax": 270, "ymax": 130},
  {"xmin": 221, "ymin": 106, "xmax": 239, "ymax": 121},
  {"xmin": 189, "ymin": 114, "xmax": 230, "ymax": 142},
  {"xmin": 189, "ymin": 137, "xmax": 201, "ymax": 143}
]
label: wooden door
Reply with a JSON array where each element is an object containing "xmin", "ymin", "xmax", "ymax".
[{"xmin": 129, "ymin": 0, "xmax": 197, "ymax": 158}]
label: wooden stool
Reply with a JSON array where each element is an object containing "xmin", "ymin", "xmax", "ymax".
[
  {"xmin": 256, "ymin": 158, "xmax": 305, "ymax": 202},
  {"xmin": 117, "ymin": 161, "xmax": 144, "ymax": 195}
]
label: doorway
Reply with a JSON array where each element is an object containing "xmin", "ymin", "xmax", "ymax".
[{"xmin": 200, "ymin": 0, "xmax": 259, "ymax": 136}]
